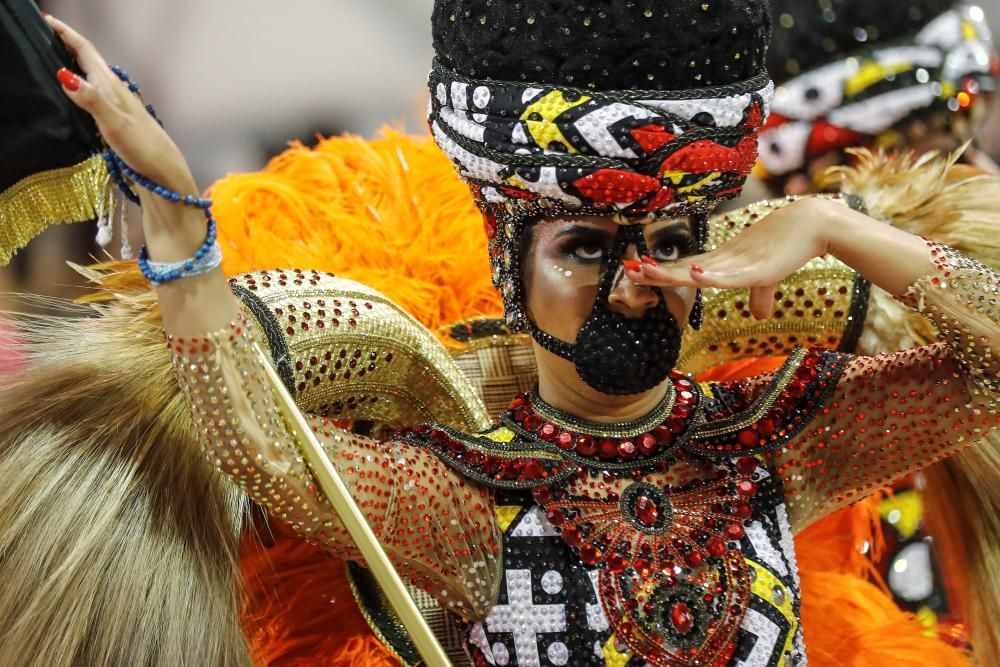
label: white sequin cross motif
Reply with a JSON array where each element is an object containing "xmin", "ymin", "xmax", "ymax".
[{"xmin": 485, "ymin": 569, "xmax": 568, "ymax": 666}]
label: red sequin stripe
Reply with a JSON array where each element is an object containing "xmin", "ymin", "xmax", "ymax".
[
  {"xmin": 685, "ymin": 348, "xmax": 846, "ymax": 456},
  {"xmin": 399, "ymin": 425, "xmax": 575, "ymax": 488}
]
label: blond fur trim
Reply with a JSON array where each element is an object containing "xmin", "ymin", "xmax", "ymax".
[
  {"xmin": 830, "ymin": 146, "xmax": 1000, "ymax": 353},
  {"xmin": 0, "ymin": 262, "xmax": 253, "ymax": 666},
  {"xmin": 831, "ymin": 147, "xmax": 1000, "ymax": 667}
]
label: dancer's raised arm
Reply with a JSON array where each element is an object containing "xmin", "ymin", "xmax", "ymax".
[
  {"xmin": 631, "ymin": 196, "xmax": 999, "ymax": 530},
  {"xmin": 49, "ymin": 15, "xmax": 502, "ymax": 617},
  {"xmin": 47, "ymin": 15, "xmax": 240, "ymax": 335}
]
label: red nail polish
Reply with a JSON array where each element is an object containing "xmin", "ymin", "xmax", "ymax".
[
  {"xmin": 691, "ymin": 262, "xmax": 704, "ymax": 274},
  {"xmin": 622, "ymin": 259, "xmax": 642, "ymax": 272},
  {"xmin": 641, "ymin": 255, "xmax": 659, "ymax": 267},
  {"xmin": 57, "ymin": 67, "xmax": 80, "ymax": 92},
  {"xmin": 42, "ymin": 11, "xmax": 50, "ymax": 16}
]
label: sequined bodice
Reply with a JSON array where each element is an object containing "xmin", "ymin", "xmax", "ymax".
[
  {"xmin": 167, "ymin": 247, "xmax": 998, "ymax": 666},
  {"xmin": 398, "ymin": 349, "xmax": 844, "ymax": 666},
  {"xmin": 467, "ymin": 467, "xmax": 806, "ymax": 667},
  {"xmin": 469, "ymin": 496, "xmax": 611, "ymax": 667}
]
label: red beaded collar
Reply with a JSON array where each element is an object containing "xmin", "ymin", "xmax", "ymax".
[
  {"xmin": 501, "ymin": 369, "xmax": 704, "ymax": 470},
  {"xmin": 400, "ymin": 346, "xmax": 848, "ymax": 489}
]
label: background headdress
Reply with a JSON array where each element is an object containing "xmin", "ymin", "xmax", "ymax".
[
  {"xmin": 760, "ymin": 0, "xmax": 998, "ymax": 177},
  {"xmin": 0, "ymin": 0, "xmax": 109, "ymax": 267},
  {"xmin": 428, "ymin": 0, "xmax": 773, "ymax": 328}
]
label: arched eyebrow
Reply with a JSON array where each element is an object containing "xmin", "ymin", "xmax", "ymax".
[
  {"xmin": 550, "ymin": 220, "xmax": 691, "ymax": 248},
  {"xmin": 552, "ymin": 222, "xmax": 616, "ymax": 243},
  {"xmin": 646, "ymin": 220, "xmax": 692, "ymax": 247}
]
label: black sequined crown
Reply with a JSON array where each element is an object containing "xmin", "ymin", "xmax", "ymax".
[{"xmin": 432, "ymin": 0, "xmax": 772, "ymax": 90}]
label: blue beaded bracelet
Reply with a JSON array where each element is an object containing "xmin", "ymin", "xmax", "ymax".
[
  {"xmin": 107, "ymin": 152, "xmax": 212, "ymax": 211},
  {"xmin": 110, "ymin": 66, "xmax": 162, "ymax": 125},
  {"xmin": 103, "ymin": 64, "xmax": 223, "ymax": 285},
  {"xmin": 138, "ymin": 218, "xmax": 222, "ymax": 286},
  {"xmin": 103, "ymin": 65, "xmax": 173, "ymax": 206},
  {"xmin": 102, "ymin": 65, "xmax": 211, "ymax": 210}
]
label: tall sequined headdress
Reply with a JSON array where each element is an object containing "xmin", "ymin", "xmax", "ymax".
[
  {"xmin": 428, "ymin": 0, "xmax": 773, "ymax": 329},
  {"xmin": 760, "ymin": 1, "xmax": 998, "ymax": 178}
]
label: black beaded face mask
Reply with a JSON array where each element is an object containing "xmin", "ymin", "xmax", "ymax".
[{"xmin": 529, "ymin": 226, "xmax": 683, "ymax": 396}]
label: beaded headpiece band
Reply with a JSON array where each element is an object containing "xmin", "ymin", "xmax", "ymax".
[
  {"xmin": 428, "ymin": 61, "xmax": 774, "ymax": 328},
  {"xmin": 758, "ymin": 5, "xmax": 998, "ymax": 177}
]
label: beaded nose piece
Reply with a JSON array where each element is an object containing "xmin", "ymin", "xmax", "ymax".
[{"xmin": 528, "ymin": 225, "xmax": 684, "ymax": 395}]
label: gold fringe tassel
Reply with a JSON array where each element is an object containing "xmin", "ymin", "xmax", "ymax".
[{"xmin": 0, "ymin": 154, "xmax": 108, "ymax": 267}]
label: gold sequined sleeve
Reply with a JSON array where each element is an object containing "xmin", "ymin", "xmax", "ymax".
[
  {"xmin": 767, "ymin": 242, "xmax": 999, "ymax": 532},
  {"xmin": 168, "ymin": 309, "xmax": 502, "ymax": 619}
]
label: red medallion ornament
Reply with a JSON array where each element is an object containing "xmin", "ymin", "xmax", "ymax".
[{"xmin": 534, "ymin": 456, "xmax": 759, "ymax": 666}]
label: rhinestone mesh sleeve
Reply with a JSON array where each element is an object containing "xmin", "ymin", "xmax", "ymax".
[
  {"xmin": 168, "ymin": 309, "xmax": 502, "ymax": 618},
  {"xmin": 755, "ymin": 244, "xmax": 999, "ymax": 532},
  {"xmin": 899, "ymin": 241, "xmax": 1000, "ymax": 402}
]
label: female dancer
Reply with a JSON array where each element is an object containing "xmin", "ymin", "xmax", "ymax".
[{"xmin": 3, "ymin": 2, "xmax": 998, "ymax": 665}]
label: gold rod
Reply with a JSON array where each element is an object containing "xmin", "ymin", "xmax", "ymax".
[{"xmin": 253, "ymin": 343, "xmax": 452, "ymax": 667}]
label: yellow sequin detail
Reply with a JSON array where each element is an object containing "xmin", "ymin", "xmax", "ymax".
[
  {"xmin": 678, "ymin": 172, "xmax": 722, "ymax": 193},
  {"xmin": 962, "ymin": 17, "xmax": 979, "ymax": 41},
  {"xmin": 521, "ymin": 90, "xmax": 591, "ymax": 153},
  {"xmin": 845, "ymin": 60, "xmax": 913, "ymax": 98},
  {"xmin": 879, "ymin": 489, "xmax": 924, "ymax": 540},
  {"xmin": 601, "ymin": 633, "xmax": 632, "ymax": 667},
  {"xmin": 748, "ymin": 560, "xmax": 797, "ymax": 666},
  {"xmin": 916, "ymin": 605, "xmax": 939, "ymax": 630},
  {"xmin": 505, "ymin": 173, "xmax": 531, "ymax": 191},
  {"xmin": 662, "ymin": 170, "xmax": 690, "ymax": 185},
  {"xmin": 494, "ymin": 505, "xmax": 523, "ymax": 533},
  {"xmin": 486, "ymin": 426, "xmax": 517, "ymax": 443}
]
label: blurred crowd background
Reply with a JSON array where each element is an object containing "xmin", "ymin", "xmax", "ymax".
[{"xmin": 4, "ymin": 0, "xmax": 1000, "ymax": 308}]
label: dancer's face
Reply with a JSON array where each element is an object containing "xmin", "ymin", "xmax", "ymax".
[{"xmin": 521, "ymin": 215, "xmax": 697, "ymax": 345}]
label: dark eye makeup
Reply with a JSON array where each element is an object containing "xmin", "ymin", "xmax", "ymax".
[
  {"xmin": 647, "ymin": 221, "xmax": 694, "ymax": 263},
  {"xmin": 551, "ymin": 221, "xmax": 693, "ymax": 265},
  {"xmin": 554, "ymin": 228, "xmax": 613, "ymax": 263}
]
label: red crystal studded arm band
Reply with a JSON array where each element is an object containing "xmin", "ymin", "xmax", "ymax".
[
  {"xmin": 767, "ymin": 244, "xmax": 999, "ymax": 532},
  {"xmin": 167, "ymin": 310, "xmax": 502, "ymax": 619},
  {"xmin": 769, "ymin": 343, "xmax": 996, "ymax": 532}
]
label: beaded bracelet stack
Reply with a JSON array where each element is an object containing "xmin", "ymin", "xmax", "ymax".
[{"xmin": 102, "ymin": 65, "xmax": 222, "ymax": 286}]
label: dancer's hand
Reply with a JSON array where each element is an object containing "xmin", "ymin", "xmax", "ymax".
[
  {"xmin": 626, "ymin": 197, "xmax": 935, "ymax": 319},
  {"xmin": 47, "ymin": 15, "xmax": 196, "ymax": 195},
  {"xmin": 46, "ymin": 14, "xmax": 241, "ymax": 336},
  {"xmin": 47, "ymin": 15, "xmax": 214, "ymax": 268}
]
